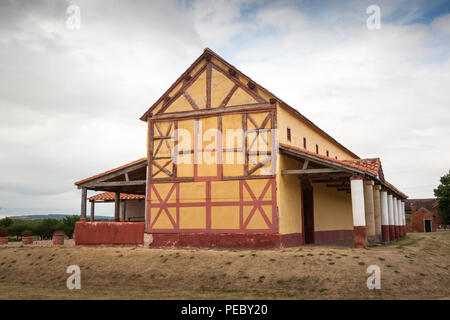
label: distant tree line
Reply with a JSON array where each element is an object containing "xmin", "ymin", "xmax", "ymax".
[
  {"xmin": 0, "ymin": 215, "xmax": 81, "ymax": 239},
  {"xmin": 434, "ymin": 171, "xmax": 450, "ymax": 224}
]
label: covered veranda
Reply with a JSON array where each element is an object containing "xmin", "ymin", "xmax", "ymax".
[
  {"xmin": 73, "ymin": 158, "xmax": 147, "ymax": 245},
  {"xmin": 279, "ymin": 143, "xmax": 408, "ymax": 248}
]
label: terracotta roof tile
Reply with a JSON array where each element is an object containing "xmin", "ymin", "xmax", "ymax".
[
  {"xmin": 88, "ymin": 192, "xmax": 145, "ymax": 201},
  {"xmin": 279, "ymin": 143, "xmax": 373, "ymax": 174},
  {"xmin": 279, "ymin": 143, "xmax": 407, "ymax": 199},
  {"xmin": 343, "ymin": 158, "xmax": 381, "ymax": 176},
  {"xmin": 74, "ymin": 158, "xmax": 146, "ymax": 186}
]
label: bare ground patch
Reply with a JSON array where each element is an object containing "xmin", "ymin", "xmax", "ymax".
[{"xmin": 0, "ymin": 231, "xmax": 449, "ymax": 299}]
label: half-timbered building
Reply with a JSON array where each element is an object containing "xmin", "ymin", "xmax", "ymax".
[{"xmin": 74, "ymin": 48, "xmax": 408, "ymax": 248}]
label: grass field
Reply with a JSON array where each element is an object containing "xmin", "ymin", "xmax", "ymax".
[{"xmin": 0, "ymin": 231, "xmax": 449, "ymax": 299}]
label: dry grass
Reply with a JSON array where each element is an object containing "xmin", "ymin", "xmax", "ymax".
[{"xmin": 0, "ymin": 231, "xmax": 449, "ymax": 300}]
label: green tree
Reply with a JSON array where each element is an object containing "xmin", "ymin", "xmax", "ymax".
[
  {"xmin": 434, "ymin": 171, "xmax": 450, "ymax": 224},
  {"xmin": 61, "ymin": 215, "xmax": 80, "ymax": 238},
  {"xmin": 8, "ymin": 220, "xmax": 33, "ymax": 240},
  {"xmin": 34, "ymin": 219, "xmax": 61, "ymax": 240},
  {"xmin": 0, "ymin": 217, "xmax": 13, "ymax": 228}
]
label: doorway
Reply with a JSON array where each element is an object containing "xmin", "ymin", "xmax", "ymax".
[
  {"xmin": 301, "ymin": 179, "xmax": 314, "ymax": 244},
  {"xmin": 424, "ymin": 219, "xmax": 432, "ymax": 232}
]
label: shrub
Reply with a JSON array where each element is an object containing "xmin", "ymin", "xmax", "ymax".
[
  {"xmin": 22, "ymin": 230, "xmax": 33, "ymax": 237},
  {"xmin": 0, "ymin": 217, "xmax": 13, "ymax": 228},
  {"xmin": 8, "ymin": 220, "xmax": 33, "ymax": 239},
  {"xmin": 61, "ymin": 215, "xmax": 80, "ymax": 238},
  {"xmin": 0, "ymin": 226, "xmax": 8, "ymax": 237},
  {"xmin": 34, "ymin": 219, "xmax": 61, "ymax": 240}
]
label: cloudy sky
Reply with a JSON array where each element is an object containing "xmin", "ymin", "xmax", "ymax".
[{"xmin": 0, "ymin": 0, "xmax": 449, "ymax": 217}]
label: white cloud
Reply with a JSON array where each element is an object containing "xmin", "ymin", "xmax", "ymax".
[{"xmin": 0, "ymin": 0, "xmax": 448, "ymax": 216}]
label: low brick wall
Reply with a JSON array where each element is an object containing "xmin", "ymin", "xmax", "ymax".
[
  {"xmin": 52, "ymin": 235, "xmax": 65, "ymax": 245},
  {"xmin": 74, "ymin": 221, "xmax": 144, "ymax": 245}
]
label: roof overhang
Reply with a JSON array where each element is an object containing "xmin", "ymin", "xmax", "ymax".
[
  {"xmin": 279, "ymin": 144, "xmax": 407, "ymax": 199},
  {"xmin": 74, "ymin": 158, "xmax": 147, "ymax": 195}
]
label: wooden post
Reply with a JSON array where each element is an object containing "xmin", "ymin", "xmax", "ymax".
[
  {"xmin": 114, "ymin": 192, "xmax": 120, "ymax": 222},
  {"xmin": 120, "ymin": 200, "xmax": 126, "ymax": 222},
  {"xmin": 81, "ymin": 188, "xmax": 87, "ymax": 220},
  {"xmin": 90, "ymin": 201, "xmax": 95, "ymax": 222}
]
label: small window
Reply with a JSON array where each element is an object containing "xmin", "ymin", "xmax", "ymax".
[
  {"xmin": 326, "ymin": 150, "xmax": 329, "ymax": 157},
  {"xmin": 303, "ymin": 137, "xmax": 307, "ymax": 149},
  {"xmin": 287, "ymin": 128, "xmax": 291, "ymax": 142},
  {"xmin": 335, "ymin": 156, "xmax": 338, "ymax": 160},
  {"xmin": 316, "ymin": 144, "xmax": 319, "ymax": 154}
]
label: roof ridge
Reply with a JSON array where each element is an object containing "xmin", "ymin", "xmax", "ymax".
[{"xmin": 140, "ymin": 48, "xmax": 359, "ymax": 159}]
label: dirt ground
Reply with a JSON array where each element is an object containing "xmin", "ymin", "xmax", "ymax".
[{"xmin": 0, "ymin": 231, "xmax": 449, "ymax": 300}]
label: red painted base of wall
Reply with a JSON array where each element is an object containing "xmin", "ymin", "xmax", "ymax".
[
  {"xmin": 389, "ymin": 225, "xmax": 396, "ymax": 240},
  {"xmin": 0, "ymin": 237, "xmax": 8, "ymax": 245},
  {"xmin": 314, "ymin": 230, "xmax": 353, "ymax": 244},
  {"xmin": 74, "ymin": 222, "xmax": 144, "ymax": 245},
  {"xmin": 149, "ymin": 233, "xmax": 304, "ymax": 249},
  {"xmin": 381, "ymin": 225, "xmax": 390, "ymax": 243},
  {"xmin": 353, "ymin": 226, "xmax": 367, "ymax": 248}
]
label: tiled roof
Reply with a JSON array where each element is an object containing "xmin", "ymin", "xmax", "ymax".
[
  {"xmin": 89, "ymin": 192, "xmax": 145, "ymax": 201},
  {"xmin": 381, "ymin": 180, "xmax": 407, "ymax": 199},
  {"xmin": 279, "ymin": 143, "xmax": 375, "ymax": 174},
  {"xmin": 406, "ymin": 198, "xmax": 437, "ymax": 212},
  {"xmin": 343, "ymin": 158, "xmax": 381, "ymax": 176},
  {"xmin": 74, "ymin": 158, "xmax": 146, "ymax": 186},
  {"xmin": 279, "ymin": 143, "xmax": 407, "ymax": 199}
]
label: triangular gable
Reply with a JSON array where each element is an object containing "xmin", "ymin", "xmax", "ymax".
[
  {"xmin": 139, "ymin": 48, "xmax": 360, "ymax": 161},
  {"xmin": 140, "ymin": 49, "xmax": 269, "ymax": 119}
]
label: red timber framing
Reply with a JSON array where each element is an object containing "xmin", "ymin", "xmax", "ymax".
[
  {"xmin": 147, "ymin": 178, "xmax": 277, "ymax": 234},
  {"xmin": 144, "ymin": 54, "xmax": 281, "ymax": 248},
  {"xmin": 147, "ymin": 57, "xmax": 278, "ymax": 184}
]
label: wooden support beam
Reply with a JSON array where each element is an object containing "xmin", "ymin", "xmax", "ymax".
[
  {"xmin": 78, "ymin": 160, "xmax": 147, "ymax": 188},
  {"xmin": 90, "ymin": 201, "xmax": 95, "ymax": 222},
  {"xmin": 152, "ymin": 103, "xmax": 273, "ymax": 120},
  {"xmin": 302, "ymin": 160, "xmax": 309, "ymax": 170},
  {"xmin": 124, "ymin": 172, "xmax": 130, "ymax": 182},
  {"xmin": 80, "ymin": 188, "xmax": 87, "ymax": 219},
  {"xmin": 282, "ymin": 168, "xmax": 343, "ymax": 175},
  {"xmin": 311, "ymin": 178, "xmax": 348, "ymax": 183},
  {"xmin": 279, "ymin": 146, "xmax": 370, "ymax": 176},
  {"xmin": 114, "ymin": 192, "xmax": 120, "ymax": 222},
  {"xmin": 120, "ymin": 200, "xmax": 126, "ymax": 222},
  {"xmin": 93, "ymin": 180, "xmax": 146, "ymax": 187},
  {"xmin": 327, "ymin": 183, "xmax": 349, "ymax": 188}
]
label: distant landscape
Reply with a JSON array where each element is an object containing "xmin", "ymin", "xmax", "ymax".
[{"xmin": 7, "ymin": 214, "xmax": 114, "ymax": 221}]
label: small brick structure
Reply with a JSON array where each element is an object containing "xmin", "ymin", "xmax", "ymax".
[
  {"xmin": 406, "ymin": 200, "xmax": 445, "ymax": 233},
  {"xmin": 22, "ymin": 236, "xmax": 33, "ymax": 245},
  {"xmin": 52, "ymin": 232, "xmax": 65, "ymax": 245},
  {"xmin": 0, "ymin": 237, "xmax": 8, "ymax": 245}
]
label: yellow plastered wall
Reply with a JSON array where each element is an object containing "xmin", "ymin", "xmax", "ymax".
[
  {"xmin": 277, "ymin": 106, "xmax": 357, "ymax": 160},
  {"xmin": 276, "ymin": 154, "xmax": 303, "ymax": 234},
  {"xmin": 211, "ymin": 57, "xmax": 272, "ymax": 102},
  {"xmin": 312, "ymin": 183, "xmax": 353, "ymax": 231}
]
